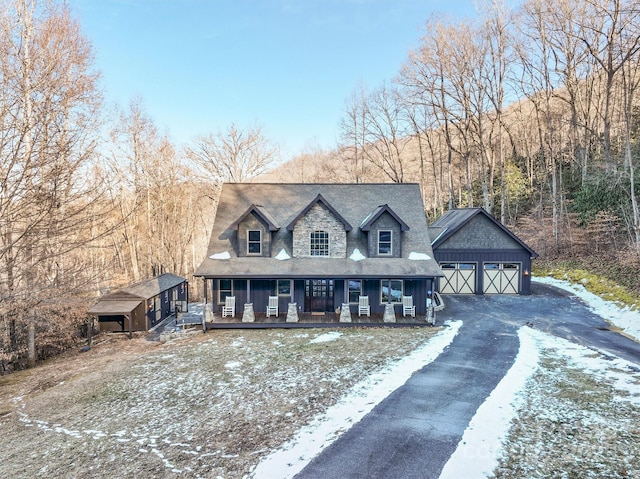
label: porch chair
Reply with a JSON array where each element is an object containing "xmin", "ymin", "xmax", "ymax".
[
  {"xmin": 402, "ymin": 295, "xmax": 416, "ymax": 317},
  {"xmin": 266, "ymin": 295, "xmax": 279, "ymax": 317},
  {"xmin": 358, "ymin": 295, "xmax": 370, "ymax": 317},
  {"xmin": 222, "ymin": 296, "xmax": 236, "ymax": 318}
]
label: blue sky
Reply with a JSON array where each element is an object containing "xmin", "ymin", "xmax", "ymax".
[{"xmin": 69, "ymin": 0, "xmax": 477, "ymax": 159}]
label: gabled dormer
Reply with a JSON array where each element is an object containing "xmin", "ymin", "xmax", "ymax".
[
  {"xmin": 287, "ymin": 194, "xmax": 352, "ymax": 258},
  {"xmin": 360, "ymin": 204, "xmax": 409, "ymax": 258},
  {"xmin": 230, "ymin": 204, "xmax": 279, "ymax": 257}
]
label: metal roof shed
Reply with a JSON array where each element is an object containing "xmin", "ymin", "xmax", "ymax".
[{"xmin": 88, "ymin": 273, "xmax": 188, "ymax": 334}]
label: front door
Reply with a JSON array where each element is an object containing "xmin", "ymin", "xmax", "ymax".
[{"xmin": 304, "ymin": 280, "xmax": 334, "ymax": 312}]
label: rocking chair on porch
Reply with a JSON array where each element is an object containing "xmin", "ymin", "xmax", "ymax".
[
  {"xmin": 358, "ymin": 296, "xmax": 370, "ymax": 317},
  {"xmin": 402, "ymin": 295, "xmax": 416, "ymax": 317},
  {"xmin": 222, "ymin": 296, "xmax": 236, "ymax": 318},
  {"xmin": 266, "ymin": 296, "xmax": 279, "ymax": 317}
]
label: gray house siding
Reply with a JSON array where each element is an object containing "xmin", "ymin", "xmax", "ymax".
[
  {"xmin": 237, "ymin": 212, "xmax": 272, "ymax": 257},
  {"xmin": 367, "ymin": 211, "xmax": 403, "ymax": 258},
  {"xmin": 436, "ymin": 214, "xmax": 522, "ymax": 250},
  {"xmin": 197, "ymin": 183, "xmax": 443, "ymax": 319}
]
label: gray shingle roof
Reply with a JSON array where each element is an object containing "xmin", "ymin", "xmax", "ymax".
[
  {"xmin": 360, "ymin": 204, "xmax": 410, "ymax": 232},
  {"xmin": 194, "ymin": 183, "xmax": 442, "ymax": 279},
  {"xmin": 230, "ymin": 204, "xmax": 280, "ymax": 231},
  {"xmin": 430, "ymin": 208, "xmax": 538, "ymax": 256}
]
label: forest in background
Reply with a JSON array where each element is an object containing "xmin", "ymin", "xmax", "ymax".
[{"xmin": 2, "ymin": 0, "xmax": 640, "ymax": 372}]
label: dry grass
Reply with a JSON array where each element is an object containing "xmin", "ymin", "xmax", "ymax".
[
  {"xmin": 493, "ymin": 353, "xmax": 640, "ymax": 479},
  {"xmin": 0, "ymin": 326, "xmax": 440, "ymax": 479}
]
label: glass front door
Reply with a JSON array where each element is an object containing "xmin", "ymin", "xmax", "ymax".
[{"xmin": 304, "ymin": 280, "xmax": 334, "ymax": 312}]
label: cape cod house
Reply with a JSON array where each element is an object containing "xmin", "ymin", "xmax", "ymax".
[{"xmin": 193, "ymin": 183, "xmax": 443, "ymax": 319}]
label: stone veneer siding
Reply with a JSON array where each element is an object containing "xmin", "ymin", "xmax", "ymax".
[{"xmin": 292, "ymin": 203, "xmax": 347, "ymax": 258}]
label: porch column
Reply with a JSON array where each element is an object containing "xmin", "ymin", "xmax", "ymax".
[{"xmin": 383, "ymin": 303, "xmax": 396, "ymax": 323}]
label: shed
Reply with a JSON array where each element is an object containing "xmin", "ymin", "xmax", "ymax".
[
  {"xmin": 429, "ymin": 208, "xmax": 538, "ymax": 295},
  {"xmin": 88, "ymin": 273, "xmax": 188, "ymax": 332}
]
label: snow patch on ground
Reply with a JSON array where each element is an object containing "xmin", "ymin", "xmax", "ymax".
[
  {"xmin": 439, "ymin": 327, "xmax": 540, "ymax": 479},
  {"xmin": 251, "ymin": 321, "xmax": 462, "ymax": 479},
  {"xmin": 534, "ymin": 277, "xmax": 640, "ymax": 342},
  {"xmin": 309, "ymin": 332, "xmax": 342, "ymax": 344},
  {"xmin": 440, "ymin": 294, "xmax": 640, "ymax": 479}
]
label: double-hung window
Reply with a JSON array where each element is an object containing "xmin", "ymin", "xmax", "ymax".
[
  {"xmin": 348, "ymin": 279, "xmax": 363, "ymax": 303},
  {"xmin": 378, "ymin": 230, "xmax": 392, "ymax": 255},
  {"xmin": 310, "ymin": 230, "xmax": 329, "ymax": 256},
  {"xmin": 218, "ymin": 279, "xmax": 233, "ymax": 303},
  {"xmin": 247, "ymin": 230, "xmax": 262, "ymax": 255}
]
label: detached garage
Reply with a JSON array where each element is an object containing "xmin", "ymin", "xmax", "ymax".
[{"xmin": 429, "ymin": 208, "xmax": 538, "ymax": 295}]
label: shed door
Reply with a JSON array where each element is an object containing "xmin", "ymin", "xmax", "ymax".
[
  {"xmin": 440, "ymin": 263, "xmax": 476, "ymax": 294},
  {"xmin": 483, "ymin": 263, "xmax": 519, "ymax": 294}
]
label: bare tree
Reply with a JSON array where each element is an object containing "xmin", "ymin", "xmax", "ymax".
[
  {"xmin": 339, "ymin": 84, "xmax": 370, "ymax": 182},
  {"xmin": 359, "ymin": 83, "xmax": 413, "ymax": 183},
  {"xmin": 0, "ymin": 0, "xmax": 105, "ymax": 371},
  {"xmin": 577, "ymin": 0, "xmax": 640, "ymax": 170},
  {"xmin": 186, "ymin": 124, "xmax": 279, "ymax": 183},
  {"xmin": 105, "ymin": 99, "xmax": 211, "ymax": 283}
]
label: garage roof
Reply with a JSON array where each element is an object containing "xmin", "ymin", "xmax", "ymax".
[{"xmin": 430, "ymin": 208, "xmax": 538, "ymax": 257}]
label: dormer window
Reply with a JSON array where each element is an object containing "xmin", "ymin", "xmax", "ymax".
[
  {"xmin": 378, "ymin": 230, "xmax": 392, "ymax": 255},
  {"xmin": 310, "ymin": 230, "xmax": 329, "ymax": 256},
  {"xmin": 247, "ymin": 230, "xmax": 262, "ymax": 254}
]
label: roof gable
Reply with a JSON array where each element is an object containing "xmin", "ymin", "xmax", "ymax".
[
  {"xmin": 194, "ymin": 183, "xmax": 442, "ymax": 279},
  {"xmin": 431, "ymin": 208, "xmax": 538, "ymax": 257},
  {"xmin": 286, "ymin": 193, "xmax": 353, "ymax": 232},
  {"xmin": 230, "ymin": 204, "xmax": 280, "ymax": 231},
  {"xmin": 360, "ymin": 204, "xmax": 410, "ymax": 232}
]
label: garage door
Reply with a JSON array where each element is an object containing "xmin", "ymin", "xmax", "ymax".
[
  {"xmin": 483, "ymin": 263, "xmax": 519, "ymax": 294},
  {"xmin": 440, "ymin": 263, "xmax": 476, "ymax": 294}
]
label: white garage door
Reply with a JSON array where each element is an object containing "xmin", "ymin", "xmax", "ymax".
[
  {"xmin": 440, "ymin": 263, "xmax": 476, "ymax": 294},
  {"xmin": 483, "ymin": 263, "xmax": 519, "ymax": 294}
]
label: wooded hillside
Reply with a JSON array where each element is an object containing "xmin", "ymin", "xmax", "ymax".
[{"xmin": 2, "ymin": 0, "xmax": 640, "ymax": 372}]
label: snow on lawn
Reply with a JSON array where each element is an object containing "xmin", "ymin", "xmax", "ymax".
[
  {"xmin": 535, "ymin": 276, "xmax": 640, "ymax": 342},
  {"xmin": 440, "ymin": 282, "xmax": 640, "ymax": 479},
  {"xmin": 309, "ymin": 331, "xmax": 342, "ymax": 344},
  {"xmin": 3, "ymin": 326, "xmax": 450, "ymax": 479},
  {"xmin": 438, "ymin": 327, "xmax": 540, "ymax": 479},
  {"xmin": 251, "ymin": 321, "xmax": 462, "ymax": 479}
]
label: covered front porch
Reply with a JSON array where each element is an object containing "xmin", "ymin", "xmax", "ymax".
[
  {"xmin": 204, "ymin": 306, "xmax": 436, "ymax": 329},
  {"xmin": 201, "ymin": 276, "xmax": 439, "ymax": 328}
]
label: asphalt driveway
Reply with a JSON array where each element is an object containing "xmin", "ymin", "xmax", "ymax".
[{"xmin": 294, "ymin": 283, "xmax": 640, "ymax": 479}]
